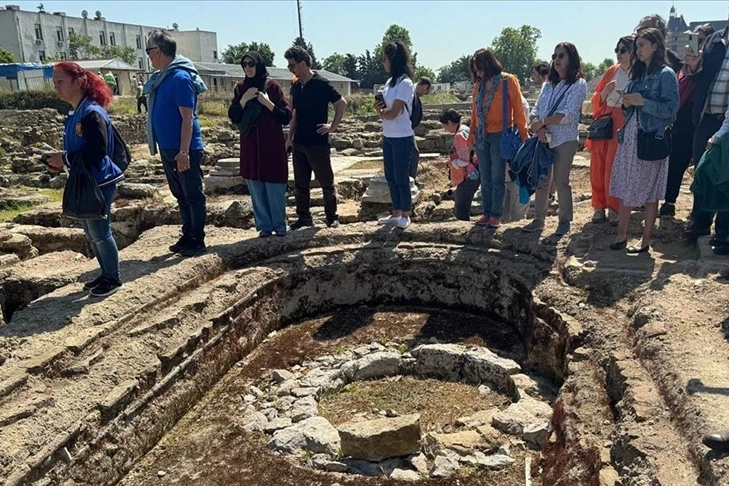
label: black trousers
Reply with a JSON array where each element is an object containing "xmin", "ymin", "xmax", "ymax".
[
  {"xmin": 409, "ymin": 137, "xmax": 420, "ymax": 180},
  {"xmin": 293, "ymin": 142, "xmax": 337, "ymax": 221},
  {"xmin": 664, "ymin": 106, "xmax": 694, "ymax": 204},
  {"xmin": 691, "ymin": 114, "xmax": 729, "ymax": 238},
  {"xmin": 137, "ymin": 96, "xmax": 147, "ymax": 113}
]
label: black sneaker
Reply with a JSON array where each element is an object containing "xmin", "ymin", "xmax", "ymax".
[
  {"xmin": 179, "ymin": 239, "xmax": 207, "ymax": 257},
  {"xmin": 90, "ymin": 278, "xmax": 123, "ymax": 297},
  {"xmin": 326, "ymin": 216, "xmax": 340, "ymax": 228},
  {"xmin": 82, "ymin": 275, "xmax": 104, "ymax": 291},
  {"xmin": 169, "ymin": 235, "xmax": 190, "ymax": 253},
  {"xmin": 684, "ymin": 227, "xmax": 711, "ymax": 241},
  {"xmin": 659, "ymin": 203, "xmax": 676, "ymax": 217},
  {"xmin": 290, "ymin": 218, "xmax": 314, "ymax": 231}
]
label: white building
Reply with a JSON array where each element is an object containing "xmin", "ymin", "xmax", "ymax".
[{"xmin": 0, "ymin": 5, "xmax": 219, "ymax": 72}]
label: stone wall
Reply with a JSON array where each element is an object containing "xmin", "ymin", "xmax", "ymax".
[{"xmin": 0, "ymin": 109, "xmax": 150, "ymax": 150}]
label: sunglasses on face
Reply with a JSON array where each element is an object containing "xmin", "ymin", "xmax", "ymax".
[
  {"xmin": 614, "ymin": 47, "xmax": 630, "ymax": 54},
  {"xmin": 551, "ymin": 52, "xmax": 566, "ymax": 60},
  {"xmin": 242, "ymin": 61, "xmax": 256, "ymax": 68}
]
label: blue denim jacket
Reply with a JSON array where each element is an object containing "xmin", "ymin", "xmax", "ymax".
[{"xmin": 623, "ymin": 66, "xmax": 679, "ymax": 136}]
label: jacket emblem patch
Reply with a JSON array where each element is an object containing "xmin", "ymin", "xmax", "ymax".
[{"xmin": 75, "ymin": 123, "xmax": 83, "ymax": 137}]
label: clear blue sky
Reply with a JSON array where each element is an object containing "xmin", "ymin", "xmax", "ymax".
[{"xmin": 16, "ymin": 1, "xmax": 729, "ymax": 71}]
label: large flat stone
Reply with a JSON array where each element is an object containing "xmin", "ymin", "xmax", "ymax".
[
  {"xmin": 338, "ymin": 413, "xmax": 421, "ymax": 462},
  {"xmin": 410, "ymin": 344, "xmax": 465, "ymax": 381}
]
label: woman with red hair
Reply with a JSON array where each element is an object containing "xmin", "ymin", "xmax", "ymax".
[{"xmin": 46, "ymin": 61, "xmax": 125, "ymax": 297}]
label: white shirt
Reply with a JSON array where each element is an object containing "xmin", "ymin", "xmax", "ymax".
[
  {"xmin": 381, "ymin": 75, "xmax": 415, "ymax": 138},
  {"xmin": 605, "ymin": 66, "xmax": 630, "ymax": 108}
]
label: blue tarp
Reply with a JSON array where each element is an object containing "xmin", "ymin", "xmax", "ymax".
[{"xmin": 0, "ymin": 63, "xmax": 54, "ymax": 79}]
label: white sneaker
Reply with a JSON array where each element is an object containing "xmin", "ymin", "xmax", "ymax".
[
  {"xmin": 378, "ymin": 215, "xmax": 399, "ymax": 225},
  {"xmin": 397, "ymin": 216, "xmax": 411, "ymax": 229}
]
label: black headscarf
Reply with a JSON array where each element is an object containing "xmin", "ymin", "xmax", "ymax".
[{"xmin": 240, "ymin": 51, "xmax": 269, "ymax": 91}]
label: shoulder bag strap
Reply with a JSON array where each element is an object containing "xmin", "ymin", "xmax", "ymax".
[
  {"xmin": 547, "ymin": 81, "xmax": 575, "ymax": 117},
  {"xmin": 502, "ymin": 78, "xmax": 509, "ymax": 132}
]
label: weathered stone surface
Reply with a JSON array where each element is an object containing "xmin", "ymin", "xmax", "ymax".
[
  {"xmin": 241, "ymin": 411, "xmax": 268, "ymax": 432},
  {"xmin": 263, "ymin": 417, "xmax": 291, "ymax": 433},
  {"xmin": 456, "ymin": 409, "xmax": 497, "ymax": 429},
  {"xmin": 410, "ymin": 344, "xmax": 465, "ymax": 381},
  {"xmin": 116, "ymin": 182, "xmax": 160, "ymax": 200},
  {"xmin": 461, "ymin": 347, "xmax": 521, "ymax": 393},
  {"xmin": 492, "ymin": 394, "xmax": 553, "ymax": 441},
  {"xmin": 7, "ymin": 225, "xmax": 89, "ymax": 256},
  {"xmin": 268, "ymin": 416, "xmax": 340, "ymax": 455},
  {"xmin": 300, "ymin": 368, "xmax": 346, "ymax": 396},
  {"xmin": 338, "ymin": 413, "xmax": 421, "ymax": 462},
  {"xmin": 290, "ymin": 395, "xmax": 318, "ymax": 422},
  {"xmin": 429, "ymin": 451, "xmax": 461, "ymax": 478},
  {"xmin": 352, "ymin": 351, "xmax": 401, "ymax": 380},
  {"xmin": 424, "ymin": 430, "xmax": 499, "ymax": 457},
  {"xmin": 344, "ymin": 458, "xmax": 407, "ymax": 477},
  {"xmin": 390, "ymin": 468, "xmax": 421, "ymax": 481},
  {"xmin": 459, "ymin": 451, "xmax": 515, "ymax": 470},
  {"xmin": 409, "ymin": 453, "xmax": 430, "ymax": 475},
  {"xmin": 271, "ymin": 369, "xmax": 295, "ymax": 383}
]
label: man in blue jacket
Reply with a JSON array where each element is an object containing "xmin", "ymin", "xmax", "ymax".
[{"xmin": 145, "ymin": 29, "xmax": 208, "ymax": 257}]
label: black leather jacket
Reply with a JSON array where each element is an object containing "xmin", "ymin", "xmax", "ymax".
[{"xmin": 690, "ymin": 27, "xmax": 729, "ymax": 126}]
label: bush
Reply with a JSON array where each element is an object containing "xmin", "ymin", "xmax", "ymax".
[{"xmin": 0, "ymin": 88, "xmax": 70, "ymax": 113}]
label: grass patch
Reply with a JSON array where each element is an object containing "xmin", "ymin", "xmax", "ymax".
[
  {"xmin": 107, "ymin": 97, "xmax": 138, "ymax": 116},
  {"xmin": 0, "ymin": 201, "xmax": 35, "ymax": 222},
  {"xmin": 422, "ymin": 92, "xmax": 461, "ymax": 105},
  {"xmin": 344, "ymin": 159, "xmax": 383, "ymax": 171},
  {"xmin": 198, "ymin": 114, "xmax": 230, "ymax": 128},
  {"xmin": 37, "ymin": 188, "xmax": 63, "ymax": 202},
  {"xmin": 318, "ymin": 376, "xmax": 510, "ymax": 432}
]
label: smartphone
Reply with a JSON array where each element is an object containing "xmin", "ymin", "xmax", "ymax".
[
  {"xmin": 687, "ymin": 33, "xmax": 700, "ymax": 55},
  {"xmin": 374, "ymin": 92, "xmax": 385, "ymax": 106}
]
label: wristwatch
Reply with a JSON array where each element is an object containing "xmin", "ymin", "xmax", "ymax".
[{"xmin": 179, "ymin": 150, "xmax": 188, "ymax": 156}]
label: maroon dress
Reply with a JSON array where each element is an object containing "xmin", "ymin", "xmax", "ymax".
[{"xmin": 229, "ymin": 79, "xmax": 291, "ymax": 183}]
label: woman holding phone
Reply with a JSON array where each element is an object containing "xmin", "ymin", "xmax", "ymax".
[
  {"xmin": 375, "ymin": 41, "xmax": 415, "ymax": 229},
  {"xmin": 610, "ymin": 28, "xmax": 679, "ymax": 253},
  {"xmin": 586, "ymin": 34, "xmax": 634, "ymax": 225}
]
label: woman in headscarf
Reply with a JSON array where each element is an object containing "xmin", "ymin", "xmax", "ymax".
[{"xmin": 229, "ymin": 51, "xmax": 292, "ymax": 237}]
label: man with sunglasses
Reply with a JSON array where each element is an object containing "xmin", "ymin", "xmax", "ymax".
[
  {"xmin": 285, "ymin": 46, "xmax": 347, "ymax": 231},
  {"xmin": 144, "ymin": 29, "xmax": 209, "ymax": 257}
]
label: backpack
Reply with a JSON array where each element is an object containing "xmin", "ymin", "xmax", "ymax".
[
  {"xmin": 410, "ymin": 93, "xmax": 423, "ymax": 129},
  {"xmin": 110, "ymin": 123, "xmax": 132, "ymax": 172}
]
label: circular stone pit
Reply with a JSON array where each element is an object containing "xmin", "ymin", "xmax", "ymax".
[{"xmin": 239, "ymin": 338, "xmax": 553, "ymax": 480}]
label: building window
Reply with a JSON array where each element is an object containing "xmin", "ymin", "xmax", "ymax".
[
  {"xmin": 109, "ymin": 32, "xmax": 116, "ymax": 46},
  {"xmin": 59, "ymin": 52, "xmax": 67, "ymax": 60},
  {"xmin": 213, "ymin": 50, "xmax": 218, "ymax": 60},
  {"xmin": 100, "ymin": 31, "xmax": 107, "ymax": 46},
  {"xmin": 56, "ymin": 28, "xmax": 63, "ymax": 42},
  {"xmin": 136, "ymin": 35, "xmax": 142, "ymax": 49},
  {"xmin": 68, "ymin": 27, "xmax": 74, "ymax": 36},
  {"xmin": 34, "ymin": 24, "xmax": 43, "ymax": 40},
  {"xmin": 38, "ymin": 51, "xmax": 46, "ymax": 62},
  {"xmin": 138, "ymin": 57, "xmax": 144, "ymax": 69}
]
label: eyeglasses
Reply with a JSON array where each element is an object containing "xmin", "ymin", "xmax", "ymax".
[
  {"xmin": 145, "ymin": 46, "xmax": 158, "ymax": 54},
  {"xmin": 242, "ymin": 61, "xmax": 256, "ymax": 68},
  {"xmin": 551, "ymin": 52, "xmax": 566, "ymax": 60},
  {"xmin": 614, "ymin": 47, "xmax": 630, "ymax": 54}
]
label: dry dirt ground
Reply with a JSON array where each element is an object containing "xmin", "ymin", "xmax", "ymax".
[{"xmin": 1, "ymin": 152, "xmax": 729, "ymax": 486}]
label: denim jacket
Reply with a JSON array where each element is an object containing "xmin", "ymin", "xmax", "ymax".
[{"xmin": 623, "ymin": 66, "xmax": 679, "ymax": 136}]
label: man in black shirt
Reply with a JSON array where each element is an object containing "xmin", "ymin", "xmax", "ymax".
[{"xmin": 285, "ymin": 46, "xmax": 347, "ymax": 230}]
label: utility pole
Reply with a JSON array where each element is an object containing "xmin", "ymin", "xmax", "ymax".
[{"xmin": 297, "ymin": 0, "xmax": 304, "ymax": 40}]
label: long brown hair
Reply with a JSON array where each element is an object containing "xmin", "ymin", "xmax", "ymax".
[
  {"xmin": 470, "ymin": 48, "xmax": 502, "ymax": 82},
  {"xmin": 630, "ymin": 28, "xmax": 668, "ymax": 80},
  {"xmin": 548, "ymin": 42, "xmax": 583, "ymax": 85}
]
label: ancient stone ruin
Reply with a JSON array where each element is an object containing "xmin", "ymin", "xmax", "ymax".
[{"xmin": 0, "ymin": 104, "xmax": 726, "ymax": 486}]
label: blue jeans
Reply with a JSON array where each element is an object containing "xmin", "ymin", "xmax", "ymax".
[
  {"xmin": 81, "ymin": 184, "xmax": 120, "ymax": 282},
  {"xmin": 160, "ymin": 149, "xmax": 207, "ymax": 240},
  {"xmin": 247, "ymin": 180, "xmax": 287, "ymax": 233},
  {"xmin": 383, "ymin": 136, "xmax": 414, "ymax": 212},
  {"xmin": 476, "ymin": 133, "xmax": 506, "ymax": 218}
]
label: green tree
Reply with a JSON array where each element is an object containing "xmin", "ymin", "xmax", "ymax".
[
  {"xmin": 322, "ymin": 53, "xmax": 347, "ymax": 76},
  {"xmin": 437, "ymin": 55, "xmax": 472, "ymax": 84},
  {"xmin": 221, "ymin": 41, "xmax": 275, "ymax": 66},
  {"xmin": 581, "ymin": 62, "xmax": 597, "ymax": 81},
  {"xmin": 490, "ymin": 25, "xmax": 542, "ymax": 84},
  {"xmin": 597, "ymin": 57, "xmax": 614, "ymax": 76},
  {"xmin": 0, "ymin": 47, "xmax": 15, "ymax": 63},
  {"xmin": 292, "ymin": 37, "xmax": 319, "ymax": 69},
  {"xmin": 343, "ymin": 53, "xmax": 359, "ymax": 80},
  {"xmin": 68, "ymin": 32, "xmax": 101, "ymax": 60},
  {"xmin": 414, "ymin": 65, "xmax": 436, "ymax": 82},
  {"xmin": 102, "ymin": 46, "xmax": 136, "ymax": 66}
]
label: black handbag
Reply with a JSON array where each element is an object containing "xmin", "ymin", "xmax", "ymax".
[
  {"xmin": 62, "ymin": 154, "xmax": 106, "ymax": 220},
  {"xmin": 637, "ymin": 127, "xmax": 672, "ymax": 161},
  {"xmin": 587, "ymin": 113, "xmax": 613, "ymax": 141},
  {"xmin": 236, "ymin": 101, "xmax": 264, "ymax": 137}
]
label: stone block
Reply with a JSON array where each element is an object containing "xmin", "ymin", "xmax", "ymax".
[{"xmin": 338, "ymin": 413, "xmax": 421, "ymax": 462}]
